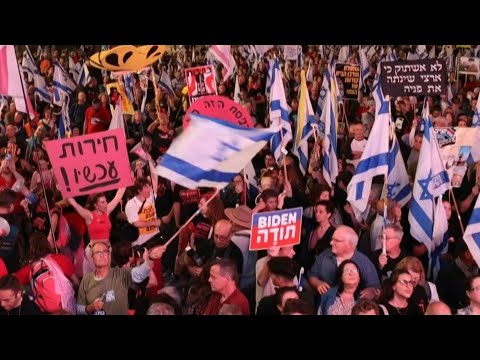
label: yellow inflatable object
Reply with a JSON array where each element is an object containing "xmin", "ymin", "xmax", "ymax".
[{"xmin": 89, "ymin": 45, "xmax": 166, "ymax": 72}]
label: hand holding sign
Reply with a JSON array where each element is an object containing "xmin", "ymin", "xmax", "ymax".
[{"xmin": 45, "ymin": 129, "xmax": 133, "ymax": 197}]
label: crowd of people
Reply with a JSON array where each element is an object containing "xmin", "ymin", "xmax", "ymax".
[{"xmin": 0, "ymin": 44, "xmax": 479, "ymax": 315}]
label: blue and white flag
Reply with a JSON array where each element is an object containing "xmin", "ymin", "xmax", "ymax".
[
  {"xmin": 155, "ymin": 113, "xmax": 278, "ymax": 189},
  {"xmin": 347, "ymin": 84, "xmax": 390, "ymax": 220},
  {"xmin": 316, "ymin": 64, "xmax": 332, "ymax": 124},
  {"xmin": 158, "ymin": 69, "xmax": 175, "ymax": 97},
  {"xmin": 408, "ymin": 103, "xmax": 450, "ymax": 252},
  {"xmin": 473, "ymin": 91, "xmax": 480, "ymax": 127},
  {"xmin": 245, "ymin": 160, "xmax": 259, "ymax": 191},
  {"xmin": 78, "ymin": 62, "xmax": 91, "ymax": 87},
  {"xmin": 359, "ymin": 47, "xmax": 370, "ymax": 93},
  {"xmin": 388, "ymin": 135, "xmax": 412, "ymax": 208},
  {"xmin": 269, "ymin": 58, "xmax": 293, "ymax": 164},
  {"xmin": 57, "ymin": 99, "xmax": 71, "ymax": 139},
  {"xmin": 321, "ymin": 81, "xmax": 338, "ymax": 187},
  {"xmin": 53, "ymin": 60, "xmax": 76, "ymax": 106},
  {"xmin": 22, "ymin": 46, "xmax": 51, "ymax": 103},
  {"xmin": 22, "ymin": 47, "xmax": 36, "ymax": 83},
  {"xmin": 464, "ymin": 194, "xmax": 480, "ymax": 268},
  {"xmin": 429, "ymin": 198, "xmax": 449, "ymax": 281}
]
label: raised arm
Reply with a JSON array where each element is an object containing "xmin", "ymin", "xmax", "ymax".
[
  {"xmin": 107, "ymin": 187, "xmax": 126, "ymax": 215},
  {"xmin": 67, "ymin": 197, "xmax": 93, "ymax": 224}
]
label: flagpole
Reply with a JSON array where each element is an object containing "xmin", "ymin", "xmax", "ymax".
[
  {"xmin": 382, "ymin": 95, "xmax": 394, "ymax": 255},
  {"xmin": 33, "ymin": 151, "xmax": 59, "ymax": 254},
  {"xmin": 449, "ymin": 188, "xmax": 465, "ymax": 235},
  {"xmin": 243, "ymin": 168, "xmax": 248, "ymax": 205},
  {"xmin": 156, "ymin": 188, "xmax": 221, "ymax": 249}
]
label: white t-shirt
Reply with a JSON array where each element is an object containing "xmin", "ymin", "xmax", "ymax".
[
  {"xmin": 348, "ymin": 138, "xmax": 368, "ymax": 169},
  {"xmin": 125, "ymin": 192, "xmax": 159, "ymax": 246}
]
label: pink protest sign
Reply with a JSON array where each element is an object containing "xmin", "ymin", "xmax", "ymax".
[
  {"xmin": 183, "ymin": 95, "xmax": 254, "ymax": 129},
  {"xmin": 45, "ymin": 129, "xmax": 133, "ymax": 197}
]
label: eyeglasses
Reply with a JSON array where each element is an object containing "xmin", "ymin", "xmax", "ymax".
[
  {"xmin": 397, "ymin": 279, "xmax": 415, "ymax": 287},
  {"xmin": 92, "ymin": 249, "xmax": 110, "ymax": 257},
  {"xmin": 343, "ymin": 269, "xmax": 360, "ymax": 275},
  {"xmin": 214, "ymin": 234, "xmax": 230, "ymax": 241}
]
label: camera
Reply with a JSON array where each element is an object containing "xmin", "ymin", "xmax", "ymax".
[
  {"xmin": 185, "ymin": 246, "xmax": 205, "ymax": 267},
  {"xmin": 133, "ymin": 233, "xmax": 165, "ymax": 258}
]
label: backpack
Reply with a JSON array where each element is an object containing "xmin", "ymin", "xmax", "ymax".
[{"xmin": 30, "ymin": 256, "xmax": 76, "ymax": 314}]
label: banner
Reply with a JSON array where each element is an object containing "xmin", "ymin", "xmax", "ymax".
[
  {"xmin": 183, "ymin": 95, "xmax": 254, "ymax": 128},
  {"xmin": 106, "ymin": 82, "xmax": 135, "ymax": 115},
  {"xmin": 380, "ymin": 59, "xmax": 448, "ymax": 96},
  {"xmin": 434, "ymin": 127, "xmax": 480, "ymax": 187},
  {"xmin": 334, "ymin": 63, "xmax": 360, "ymax": 100},
  {"xmin": 184, "ymin": 65, "xmax": 217, "ymax": 104},
  {"xmin": 458, "ymin": 56, "xmax": 480, "ymax": 78},
  {"xmin": 45, "ymin": 129, "xmax": 133, "ymax": 197},
  {"xmin": 250, "ymin": 208, "xmax": 302, "ymax": 251}
]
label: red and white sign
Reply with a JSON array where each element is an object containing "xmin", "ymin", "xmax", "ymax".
[
  {"xmin": 185, "ymin": 65, "xmax": 217, "ymax": 104},
  {"xmin": 250, "ymin": 208, "xmax": 302, "ymax": 251},
  {"xmin": 45, "ymin": 129, "xmax": 133, "ymax": 198},
  {"xmin": 183, "ymin": 95, "xmax": 254, "ymax": 129}
]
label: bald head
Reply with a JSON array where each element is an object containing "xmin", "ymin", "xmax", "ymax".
[
  {"xmin": 425, "ymin": 301, "xmax": 451, "ymax": 315},
  {"xmin": 214, "ymin": 219, "xmax": 233, "ymax": 248}
]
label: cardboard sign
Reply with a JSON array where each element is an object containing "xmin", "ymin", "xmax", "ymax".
[
  {"xmin": 380, "ymin": 59, "xmax": 448, "ymax": 96},
  {"xmin": 250, "ymin": 208, "xmax": 302, "ymax": 251},
  {"xmin": 458, "ymin": 56, "xmax": 480, "ymax": 78},
  {"xmin": 335, "ymin": 63, "xmax": 360, "ymax": 100},
  {"xmin": 185, "ymin": 65, "xmax": 217, "ymax": 104},
  {"xmin": 434, "ymin": 127, "xmax": 480, "ymax": 187},
  {"xmin": 45, "ymin": 129, "xmax": 133, "ymax": 197},
  {"xmin": 183, "ymin": 95, "xmax": 254, "ymax": 128}
]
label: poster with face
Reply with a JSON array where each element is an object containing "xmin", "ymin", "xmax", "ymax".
[{"xmin": 184, "ymin": 65, "xmax": 217, "ymax": 104}]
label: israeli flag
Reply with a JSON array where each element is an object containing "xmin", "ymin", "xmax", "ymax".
[
  {"xmin": 473, "ymin": 91, "xmax": 480, "ymax": 127},
  {"xmin": 347, "ymin": 84, "xmax": 390, "ymax": 220},
  {"xmin": 53, "ymin": 60, "xmax": 76, "ymax": 105},
  {"xmin": 78, "ymin": 63, "xmax": 91, "ymax": 87},
  {"xmin": 387, "ymin": 135, "xmax": 412, "ymax": 208},
  {"xmin": 321, "ymin": 82, "xmax": 338, "ymax": 187},
  {"xmin": 430, "ymin": 198, "xmax": 449, "ymax": 281},
  {"xmin": 316, "ymin": 64, "xmax": 332, "ymax": 134},
  {"xmin": 158, "ymin": 69, "xmax": 175, "ymax": 97},
  {"xmin": 359, "ymin": 47, "xmax": 370, "ymax": 93},
  {"xmin": 408, "ymin": 104, "xmax": 450, "ymax": 251},
  {"xmin": 155, "ymin": 113, "xmax": 278, "ymax": 190},
  {"xmin": 269, "ymin": 58, "xmax": 293, "ymax": 164},
  {"xmin": 464, "ymin": 194, "xmax": 480, "ymax": 268}
]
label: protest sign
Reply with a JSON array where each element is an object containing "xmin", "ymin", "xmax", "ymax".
[
  {"xmin": 250, "ymin": 208, "xmax": 302, "ymax": 251},
  {"xmin": 434, "ymin": 127, "xmax": 480, "ymax": 187},
  {"xmin": 335, "ymin": 63, "xmax": 360, "ymax": 100},
  {"xmin": 380, "ymin": 59, "xmax": 447, "ymax": 96},
  {"xmin": 45, "ymin": 129, "xmax": 133, "ymax": 197},
  {"xmin": 458, "ymin": 56, "xmax": 480, "ymax": 78},
  {"xmin": 183, "ymin": 95, "xmax": 254, "ymax": 128},
  {"xmin": 185, "ymin": 65, "xmax": 217, "ymax": 104},
  {"xmin": 106, "ymin": 82, "xmax": 135, "ymax": 115}
]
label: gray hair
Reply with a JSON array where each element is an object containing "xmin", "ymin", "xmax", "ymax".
[
  {"xmin": 147, "ymin": 303, "xmax": 175, "ymax": 315},
  {"xmin": 335, "ymin": 225, "xmax": 359, "ymax": 248}
]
